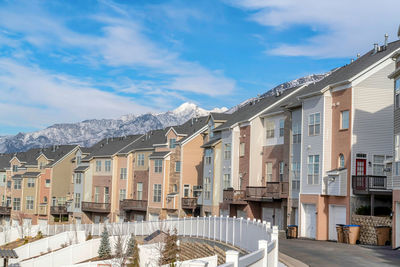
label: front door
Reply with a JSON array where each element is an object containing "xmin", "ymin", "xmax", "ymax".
[
  {"xmin": 262, "ymin": 207, "xmax": 274, "ymax": 225},
  {"xmin": 356, "ymin": 159, "xmax": 367, "ymax": 189},
  {"xmin": 303, "ymin": 204, "xmax": 316, "ymax": 239}
]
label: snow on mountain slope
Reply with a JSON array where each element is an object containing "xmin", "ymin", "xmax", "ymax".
[{"xmin": 0, "ymin": 103, "xmax": 227, "ymax": 153}]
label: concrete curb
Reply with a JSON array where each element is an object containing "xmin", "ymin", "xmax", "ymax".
[{"xmin": 279, "ymin": 252, "xmax": 309, "ymax": 267}]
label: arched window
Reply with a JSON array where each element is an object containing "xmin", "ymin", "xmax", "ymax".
[
  {"xmin": 339, "ymin": 154, "xmax": 345, "ymax": 168},
  {"xmin": 43, "ymin": 196, "xmax": 48, "ymax": 203}
]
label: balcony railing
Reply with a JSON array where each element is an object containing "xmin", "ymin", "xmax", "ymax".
[
  {"xmin": 38, "ymin": 204, "xmax": 47, "ymax": 216},
  {"xmin": 0, "ymin": 206, "xmax": 11, "ymax": 216},
  {"xmin": 223, "ymin": 189, "xmax": 247, "ymax": 204},
  {"xmin": 81, "ymin": 202, "xmax": 111, "ymax": 213},
  {"xmin": 352, "ymin": 175, "xmax": 391, "ymax": 194},
  {"xmin": 181, "ymin": 197, "xmax": 197, "ymax": 209},
  {"xmin": 50, "ymin": 205, "xmax": 68, "ymax": 215},
  {"xmin": 120, "ymin": 199, "xmax": 147, "ymax": 211},
  {"xmin": 246, "ymin": 182, "xmax": 289, "ymax": 201}
]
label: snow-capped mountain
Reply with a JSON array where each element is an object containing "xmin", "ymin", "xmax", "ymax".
[
  {"xmin": 0, "ymin": 103, "xmax": 228, "ymax": 153},
  {"xmin": 227, "ymin": 73, "xmax": 332, "ymax": 113}
]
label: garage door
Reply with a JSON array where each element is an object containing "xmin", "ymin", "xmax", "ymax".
[
  {"xmin": 329, "ymin": 205, "xmax": 346, "ymax": 241},
  {"xmin": 396, "ymin": 203, "xmax": 400, "ymax": 248},
  {"xmin": 303, "ymin": 204, "xmax": 316, "ymax": 239},
  {"xmin": 262, "ymin": 207, "xmax": 274, "ymax": 225}
]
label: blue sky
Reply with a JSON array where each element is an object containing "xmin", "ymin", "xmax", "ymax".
[{"xmin": 0, "ymin": 0, "xmax": 399, "ymax": 135}]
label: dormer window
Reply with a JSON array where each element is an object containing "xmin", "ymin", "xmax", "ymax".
[
  {"xmin": 210, "ymin": 124, "xmax": 215, "ymax": 138},
  {"xmin": 12, "ymin": 165, "xmax": 18, "ymax": 172},
  {"xmin": 76, "ymin": 156, "xmax": 81, "ymax": 165},
  {"xmin": 169, "ymin": 139, "xmax": 176, "ymax": 149},
  {"xmin": 395, "ymin": 78, "xmax": 400, "ymax": 109}
]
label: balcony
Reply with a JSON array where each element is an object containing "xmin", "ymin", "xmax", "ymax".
[
  {"xmin": 223, "ymin": 189, "xmax": 247, "ymax": 204},
  {"xmin": 81, "ymin": 202, "xmax": 111, "ymax": 213},
  {"xmin": 0, "ymin": 206, "xmax": 11, "ymax": 216},
  {"xmin": 181, "ymin": 198, "xmax": 197, "ymax": 209},
  {"xmin": 246, "ymin": 182, "xmax": 289, "ymax": 201},
  {"xmin": 50, "ymin": 205, "xmax": 68, "ymax": 215},
  {"xmin": 38, "ymin": 204, "xmax": 47, "ymax": 216},
  {"xmin": 120, "ymin": 199, "xmax": 147, "ymax": 212},
  {"xmin": 352, "ymin": 175, "xmax": 391, "ymax": 195}
]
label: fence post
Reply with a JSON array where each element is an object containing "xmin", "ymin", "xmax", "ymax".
[
  {"xmin": 232, "ymin": 216, "xmax": 236, "ymax": 247},
  {"xmin": 226, "ymin": 250, "xmax": 239, "ymax": 267},
  {"xmin": 183, "ymin": 217, "xmax": 186, "ymax": 237},
  {"xmin": 226, "ymin": 215, "xmax": 229, "ymax": 244},
  {"xmin": 188, "ymin": 260, "xmax": 208, "ymax": 267},
  {"xmin": 196, "ymin": 216, "xmax": 199, "ymax": 237},
  {"xmin": 220, "ymin": 215, "xmax": 223, "ymax": 241},
  {"xmin": 272, "ymin": 226, "xmax": 279, "ymax": 267},
  {"xmin": 203, "ymin": 217, "xmax": 205, "ymax": 238},
  {"xmin": 266, "ymin": 222, "xmax": 271, "ymax": 230},
  {"xmin": 240, "ymin": 217, "xmax": 243, "ymax": 244},
  {"xmin": 258, "ymin": 239, "xmax": 269, "ymax": 266},
  {"xmin": 208, "ymin": 216, "xmax": 211, "ymax": 239},
  {"xmin": 177, "ymin": 217, "xmax": 180, "ymax": 235},
  {"xmin": 213, "ymin": 215, "xmax": 216, "ymax": 240}
]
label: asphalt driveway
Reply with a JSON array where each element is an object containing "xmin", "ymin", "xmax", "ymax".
[{"xmin": 279, "ymin": 239, "xmax": 400, "ymax": 267}]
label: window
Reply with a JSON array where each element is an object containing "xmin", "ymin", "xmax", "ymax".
[
  {"xmin": 74, "ymin": 193, "xmax": 81, "ymax": 208},
  {"xmin": 26, "ymin": 196, "xmax": 34, "ymax": 210},
  {"xmin": 43, "ymin": 196, "xmax": 47, "ymax": 203},
  {"xmin": 104, "ymin": 187, "xmax": 110, "ymax": 203},
  {"xmin": 154, "ymin": 159, "xmax": 163, "ymax": 173},
  {"xmin": 119, "ymin": 189, "xmax": 126, "ymax": 201},
  {"xmin": 12, "ymin": 165, "xmax": 18, "ymax": 172},
  {"xmin": 14, "ymin": 180, "xmax": 21, "ymax": 189},
  {"xmin": 223, "ymin": 174, "xmax": 231, "ymax": 189},
  {"xmin": 291, "ymin": 162, "xmax": 300, "ymax": 190},
  {"xmin": 94, "ymin": 187, "xmax": 100, "ymax": 203},
  {"xmin": 175, "ymin": 161, "xmax": 181, "ymax": 172},
  {"xmin": 39, "ymin": 162, "xmax": 44, "ymax": 170},
  {"xmin": 395, "ymin": 162, "xmax": 400, "ymax": 176},
  {"xmin": 76, "ymin": 156, "xmax": 81, "ymax": 165},
  {"xmin": 183, "ymin": 184, "xmax": 190, "ymax": 197},
  {"xmin": 27, "ymin": 178, "xmax": 35, "ymax": 187},
  {"xmin": 373, "ymin": 155, "xmax": 385, "ymax": 176},
  {"xmin": 153, "ymin": 184, "xmax": 162, "ymax": 202},
  {"xmin": 341, "ymin": 110, "xmax": 349, "ymax": 130},
  {"xmin": 209, "ymin": 124, "xmax": 215, "ymax": 138},
  {"xmin": 396, "ymin": 135, "xmax": 400, "ymax": 161},
  {"xmin": 279, "ymin": 119, "xmax": 285, "ymax": 137},
  {"xmin": 239, "ymin": 143, "xmax": 245, "ymax": 157},
  {"xmin": 52, "ymin": 197, "xmax": 56, "ymax": 206},
  {"xmin": 105, "ymin": 160, "xmax": 111, "ymax": 172},
  {"xmin": 265, "ymin": 163, "xmax": 272, "ymax": 182},
  {"xmin": 266, "ymin": 120, "xmax": 275, "ymax": 139},
  {"xmin": 58, "ymin": 197, "xmax": 66, "ymax": 205},
  {"xmin": 279, "ymin": 161, "xmax": 284, "ymax": 181},
  {"xmin": 308, "ymin": 113, "xmax": 321, "ymax": 136},
  {"xmin": 292, "ymin": 123, "xmax": 301, "ymax": 144},
  {"xmin": 205, "ymin": 149, "xmax": 212, "ymax": 165},
  {"xmin": 7, "ymin": 181, "xmax": 11, "ymax": 189},
  {"xmin": 173, "ymin": 184, "xmax": 178, "ymax": 193},
  {"xmin": 13, "ymin": 198, "xmax": 20, "ymax": 211},
  {"xmin": 339, "ymin": 154, "xmax": 345, "ymax": 168},
  {"xmin": 120, "ymin": 168, "xmax": 127, "ymax": 179},
  {"xmin": 137, "ymin": 183, "xmax": 143, "ymax": 200},
  {"xmin": 137, "ymin": 154, "xmax": 145, "ymax": 166},
  {"xmin": 395, "ymin": 78, "xmax": 400, "ymax": 109},
  {"xmin": 307, "ymin": 155, "xmax": 320, "ymax": 184},
  {"xmin": 169, "ymin": 139, "xmax": 176, "ymax": 149},
  {"xmin": 6, "ymin": 197, "xmax": 11, "ymax": 207},
  {"xmin": 204, "ymin": 177, "xmax": 211, "ymax": 200},
  {"xmin": 224, "ymin": 144, "xmax": 231, "ymax": 160},
  {"xmin": 75, "ymin": 173, "xmax": 82, "ymax": 184},
  {"xmin": 45, "ymin": 179, "xmax": 51, "ymax": 188},
  {"xmin": 96, "ymin": 160, "xmax": 101, "ymax": 172}
]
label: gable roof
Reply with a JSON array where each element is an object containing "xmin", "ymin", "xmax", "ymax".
[
  {"xmin": 297, "ymin": 40, "xmax": 400, "ymax": 100},
  {"xmin": 0, "ymin": 153, "xmax": 13, "ymax": 171},
  {"xmin": 88, "ymin": 135, "xmax": 142, "ymax": 158},
  {"xmin": 214, "ymin": 86, "xmax": 300, "ymax": 131},
  {"xmin": 210, "ymin": 112, "xmax": 231, "ymax": 122},
  {"xmin": 118, "ymin": 129, "xmax": 167, "ymax": 155},
  {"xmin": 149, "ymin": 151, "xmax": 171, "ymax": 159},
  {"xmin": 174, "ymin": 116, "xmax": 208, "ymax": 144}
]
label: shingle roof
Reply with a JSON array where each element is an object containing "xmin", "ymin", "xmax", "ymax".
[
  {"xmin": 0, "ymin": 153, "xmax": 13, "ymax": 171},
  {"xmin": 214, "ymin": 86, "xmax": 300, "ymax": 131},
  {"xmin": 296, "ymin": 40, "xmax": 400, "ymax": 99},
  {"xmin": 118, "ymin": 129, "xmax": 167, "ymax": 154},
  {"xmin": 149, "ymin": 151, "xmax": 171, "ymax": 159},
  {"xmin": 175, "ymin": 116, "xmax": 208, "ymax": 144},
  {"xmin": 13, "ymin": 148, "xmax": 42, "ymax": 165},
  {"xmin": 201, "ymin": 138, "xmax": 221, "ymax": 148},
  {"xmin": 0, "ymin": 249, "xmax": 18, "ymax": 259},
  {"xmin": 74, "ymin": 165, "xmax": 89, "ymax": 172},
  {"xmin": 21, "ymin": 172, "xmax": 41, "ymax": 178},
  {"xmin": 88, "ymin": 135, "xmax": 142, "ymax": 158},
  {"xmin": 210, "ymin": 112, "xmax": 231, "ymax": 122},
  {"xmin": 41, "ymin": 145, "xmax": 78, "ymax": 166}
]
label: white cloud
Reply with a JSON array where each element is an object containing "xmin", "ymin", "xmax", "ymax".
[
  {"xmin": 0, "ymin": 59, "xmax": 153, "ymax": 129},
  {"xmin": 227, "ymin": 0, "xmax": 400, "ymax": 58}
]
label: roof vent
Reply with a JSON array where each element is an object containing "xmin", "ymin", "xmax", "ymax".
[
  {"xmin": 351, "ymin": 59, "xmax": 354, "ymax": 63},
  {"xmin": 373, "ymin": 43, "xmax": 379, "ymax": 54},
  {"xmin": 384, "ymin": 33, "xmax": 389, "ymax": 49},
  {"xmin": 357, "ymin": 53, "xmax": 360, "ymax": 59},
  {"xmin": 106, "ymin": 137, "xmax": 109, "ymax": 144}
]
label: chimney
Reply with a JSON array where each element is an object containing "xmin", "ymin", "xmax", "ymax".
[
  {"xmin": 52, "ymin": 145, "xmax": 56, "ymax": 152},
  {"xmin": 373, "ymin": 43, "xmax": 379, "ymax": 54},
  {"xmin": 384, "ymin": 33, "xmax": 389, "ymax": 48}
]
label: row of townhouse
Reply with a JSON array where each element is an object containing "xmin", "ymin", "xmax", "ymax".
[
  {"xmin": 198, "ymin": 39, "xmax": 400, "ymax": 247},
  {"xmin": 0, "ymin": 38, "xmax": 399, "ymax": 248}
]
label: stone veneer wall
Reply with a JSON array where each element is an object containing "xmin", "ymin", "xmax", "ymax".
[{"xmin": 352, "ymin": 214, "xmax": 391, "ymax": 245}]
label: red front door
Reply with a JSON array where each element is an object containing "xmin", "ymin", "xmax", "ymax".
[{"xmin": 356, "ymin": 159, "xmax": 367, "ymax": 189}]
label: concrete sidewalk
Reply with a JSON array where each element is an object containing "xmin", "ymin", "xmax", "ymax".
[{"xmin": 279, "ymin": 238, "xmax": 400, "ymax": 267}]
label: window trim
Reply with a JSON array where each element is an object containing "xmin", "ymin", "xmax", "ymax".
[
  {"xmin": 307, "ymin": 155, "xmax": 320, "ymax": 185},
  {"xmin": 340, "ymin": 110, "xmax": 349, "ymax": 130},
  {"xmin": 308, "ymin": 113, "xmax": 321, "ymax": 136}
]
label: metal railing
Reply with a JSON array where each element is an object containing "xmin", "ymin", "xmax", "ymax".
[
  {"xmin": 223, "ymin": 189, "xmax": 246, "ymax": 203},
  {"xmin": 50, "ymin": 205, "xmax": 68, "ymax": 215},
  {"xmin": 181, "ymin": 197, "xmax": 197, "ymax": 209},
  {"xmin": 0, "ymin": 206, "xmax": 11, "ymax": 215},
  {"xmin": 352, "ymin": 175, "xmax": 389, "ymax": 194},
  {"xmin": 246, "ymin": 182, "xmax": 289, "ymax": 200}
]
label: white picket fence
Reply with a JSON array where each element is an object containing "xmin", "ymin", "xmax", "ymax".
[{"xmin": 6, "ymin": 216, "xmax": 278, "ymax": 267}]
